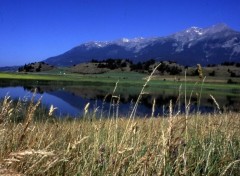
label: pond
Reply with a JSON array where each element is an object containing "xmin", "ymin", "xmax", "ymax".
[{"xmin": 0, "ymin": 84, "xmax": 239, "ymax": 117}]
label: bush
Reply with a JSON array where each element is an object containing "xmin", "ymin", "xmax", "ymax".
[
  {"xmin": 230, "ymin": 72, "xmax": 236, "ymax": 77},
  {"xmin": 208, "ymin": 70, "xmax": 215, "ymax": 76},
  {"xmin": 227, "ymin": 79, "xmax": 236, "ymax": 84},
  {"xmin": 221, "ymin": 61, "xmax": 235, "ymax": 66}
]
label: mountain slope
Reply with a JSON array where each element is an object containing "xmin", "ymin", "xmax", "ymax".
[{"xmin": 44, "ymin": 24, "xmax": 240, "ymax": 66}]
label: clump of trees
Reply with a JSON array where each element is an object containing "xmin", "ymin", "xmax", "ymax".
[
  {"xmin": 156, "ymin": 61, "xmax": 182, "ymax": 75},
  {"xmin": 208, "ymin": 70, "xmax": 215, "ymax": 76},
  {"xmin": 130, "ymin": 59, "xmax": 155, "ymax": 73},
  {"xmin": 92, "ymin": 59, "xmax": 132, "ymax": 70},
  {"xmin": 130, "ymin": 59, "xmax": 182, "ymax": 75},
  {"xmin": 18, "ymin": 62, "xmax": 51, "ymax": 72},
  {"xmin": 227, "ymin": 79, "xmax": 237, "ymax": 84},
  {"xmin": 91, "ymin": 58, "xmax": 183, "ymax": 75},
  {"xmin": 206, "ymin": 64, "xmax": 216, "ymax": 67},
  {"xmin": 18, "ymin": 64, "xmax": 34, "ymax": 72}
]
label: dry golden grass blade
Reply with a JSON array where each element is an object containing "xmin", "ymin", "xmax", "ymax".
[
  {"xmin": 18, "ymin": 95, "xmax": 42, "ymax": 147},
  {"xmin": 151, "ymin": 98, "xmax": 156, "ymax": 118},
  {"xmin": 210, "ymin": 94, "xmax": 221, "ymax": 114},
  {"xmin": 66, "ymin": 136, "xmax": 89, "ymax": 153},
  {"xmin": 84, "ymin": 102, "xmax": 90, "ymax": 117},
  {"xmin": 197, "ymin": 63, "xmax": 203, "ymax": 79},
  {"xmin": 0, "ymin": 95, "xmax": 13, "ymax": 124},
  {"xmin": 0, "ymin": 167, "xmax": 22, "ymax": 176},
  {"xmin": 48, "ymin": 105, "xmax": 58, "ymax": 116},
  {"xmin": 9, "ymin": 149, "xmax": 55, "ymax": 157},
  {"xmin": 220, "ymin": 159, "xmax": 240, "ymax": 176}
]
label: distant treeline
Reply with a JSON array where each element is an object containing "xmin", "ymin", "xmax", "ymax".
[
  {"xmin": 91, "ymin": 58, "xmax": 183, "ymax": 75},
  {"xmin": 91, "ymin": 59, "xmax": 132, "ymax": 70},
  {"xmin": 207, "ymin": 61, "xmax": 240, "ymax": 67}
]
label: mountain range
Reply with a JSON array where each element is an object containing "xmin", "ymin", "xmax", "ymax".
[{"xmin": 44, "ymin": 23, "xmax": 240, "ymax": 66}]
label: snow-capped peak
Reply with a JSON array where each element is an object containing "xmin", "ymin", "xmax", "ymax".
[
  {"xmin": 172, "ymin": 26, "xmax": 205, "ymax": 43},
  {"xmin": 186, "ymin": 26, "xmax": 203, "ymax": 35},
  {"xmin": 83, "ymin": 41, "xmax": 109, "ymax": 49},
  {"xmin": 122, "ymin": 38, "xmax": 130, "ymax": 43}
]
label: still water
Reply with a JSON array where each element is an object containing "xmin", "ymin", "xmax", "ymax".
[{"xmin": 0, "ymin": 85, "xmax": 239, "ymax": 117}]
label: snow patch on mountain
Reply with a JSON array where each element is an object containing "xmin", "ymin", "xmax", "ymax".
[
  {"xmin": 83, "ymin": 41, "xmax": 109, "ymax": 49},
  {"xmin": 122, "ymin": 38, "xmax": 130, "ymax": 43},
  {"xmin": 175, "ymin": 44, "xmax": 184, "ymax": 52},
  {"xmin": 186, "ymin": 26, "xmax": 203, "ymax": 35},
  {"xmin": 111, "ymin": 37, "xmax": 159, "ymax": 52},
  {"xmin": 230, "ymin": 45, "xmax": 240, "ymax": 59},
  {"xmin": 233, "ymin": 45, "xmax": 240, "ymax": 54},
  {"xmin": 172, "ymin": 26, "xmax": 204, "ymax": 43},
  {"xmin": 223, "ymin": 37, "xmax": 240, "ymax": 48}
]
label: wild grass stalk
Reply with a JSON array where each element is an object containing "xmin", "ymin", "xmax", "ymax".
[
  {"xmin": 18, "ymin": 90, "xmax": 42, "ymax": 147},
  {"xmin": 108, "ymin": 80, "xmax": 119, "ymax": 119},
  {"xmin": 151, "ymin": 98, "xmax": 156, "ymax": 118},
  {"xmin": 210, "ymin": 94, "xmax": 221, "ymax": 114},
  {"xmin": 100, "ymin": 93, "xmax": 110, "ymax": 119},
  {"xmin": 129, "ymin": 63, "xmax": 161, "ymax": 119},
  {"xmin": 118, "ymin": 63, "xmax": 161, "ymax": 149},
  {"xmin": 197, "ymin": 76, "xmax": 206, "ymax": 113},
  {"xmin": 0, "ymin": 95, "xmax": 13, "ymax": 124}
]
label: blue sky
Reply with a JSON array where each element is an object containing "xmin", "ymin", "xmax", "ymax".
[{"xmin": 0, "ymin": 0, "xmax": 240, "ymax": 66}]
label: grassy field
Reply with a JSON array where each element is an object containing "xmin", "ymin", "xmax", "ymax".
[
  {"xmin": 0, "ymin": 95, "xmax": 240, "ymax": 175},
  {"xmin": 1, "ymin": 70, "xmax": 240, "ymax": 88}
]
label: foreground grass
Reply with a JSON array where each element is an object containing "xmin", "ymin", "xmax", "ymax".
[{"xmin": 0, "ymin": 97, "xmax": 240, "ymax": 175}]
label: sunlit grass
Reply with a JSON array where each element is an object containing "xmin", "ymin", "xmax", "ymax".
[{"xmin": 0, "ymin": 96, "xmax": 240, "ymax": 175}]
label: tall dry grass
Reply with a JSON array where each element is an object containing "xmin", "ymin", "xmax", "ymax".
[{"xmin": 0, "ymin": 100, "xmax": 240, "ymax": 175}]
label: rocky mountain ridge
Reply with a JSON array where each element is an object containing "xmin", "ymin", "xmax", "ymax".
[{"xmin": 44, "ymin": 23, "xmax": 240, "ymax": 66}]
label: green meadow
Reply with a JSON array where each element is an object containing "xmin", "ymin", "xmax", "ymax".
[{"xmin": 1, "ymin": 71, "xmax": 240, "ymax": 88}]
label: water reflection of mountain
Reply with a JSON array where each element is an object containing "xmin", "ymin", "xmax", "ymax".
[
  {"xmin": 23, "ymin": 85, "xmax": 240, "ymax": 114},
  {"xmin": 49, "ymin": 91, "xmax": 90, "ymax": 111}
]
